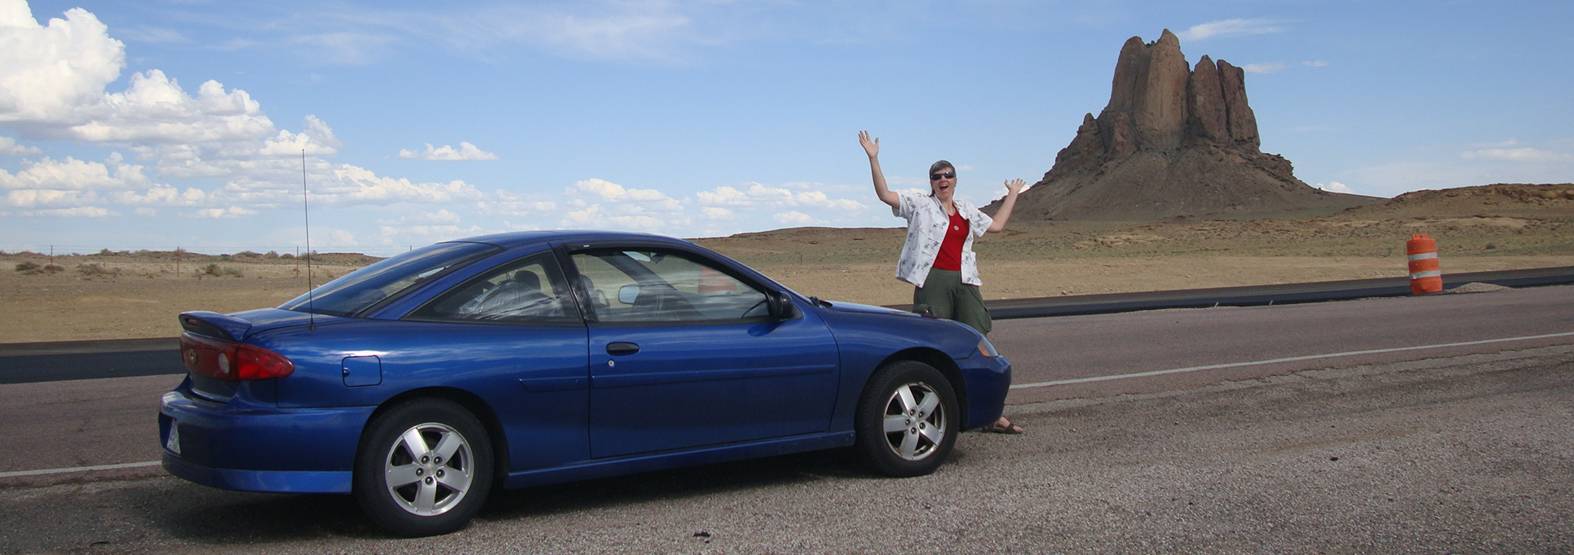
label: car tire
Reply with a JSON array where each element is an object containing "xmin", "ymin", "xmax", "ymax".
[
  {"xmin": 854, "ymin": 360, "xmax": 959, "ymax": 477},
  {"xmin": 354, "ymin": 398, "xmax": 494, "ymax": 537}
]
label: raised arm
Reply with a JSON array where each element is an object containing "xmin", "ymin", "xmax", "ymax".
[
  {"xmin": 860, "ymin": 130, "xmax": 899, "ymax": 209},
  {"xmin": 986, "ymin": 178, "xmax": 1027, "ymax": 232}
]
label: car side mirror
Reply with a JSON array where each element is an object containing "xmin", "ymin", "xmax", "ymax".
[
  {"xmin": 765, "ymin": 291, "xmax": 796, "ymax": 319},
  {"xmin": 617, "ymin": 284, "xmax": 640, "ymax": 305}
]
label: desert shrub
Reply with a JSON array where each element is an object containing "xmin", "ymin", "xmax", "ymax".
[
  {"xmin": 43, "ymin": 264, "xmax": 64, "ymax": 274},
  {"xmin": 77, "ymin": 263, "xmax": 118, "ymax": 277},
  {"xmin": 235, "ymin": 250, "xmax": 262, "ymax": 258},
  {"xmin": 280, "ymin": 253, "xmax": 295, "ymax": 259},
  {"xmin": 264, "ymin": 250, "xmax": 280, "ymax": 259},
  {"xmin": 222, "ymin": 266, "xmax": 244, "ymax": 277},
  {"xmin": 15, "ymin": 261, "xmax": 40, "ymax": 274},
  {"xmin": 202, "ymin": 263, "xmax": 223, "ymax": 277}
]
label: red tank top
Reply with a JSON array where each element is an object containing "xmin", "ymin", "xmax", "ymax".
[{"xmin": 932, "ymin": 210, "xmax": 967, "ymax": 271}]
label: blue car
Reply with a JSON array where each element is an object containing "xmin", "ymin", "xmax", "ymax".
[{"xmin": 160, "ymin": 231, "xmax": 1011, "ymax": 535}]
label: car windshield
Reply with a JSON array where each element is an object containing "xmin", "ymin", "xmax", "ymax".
[{"xmin": 280, "ymin": 241, "xmax": 498, "ymax": 316}]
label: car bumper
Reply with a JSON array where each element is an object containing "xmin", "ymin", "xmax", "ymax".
[
  {"xmin": 159, "ymin": 387, "xmax": 373, "ymax": 494},
  {"xmin": 960, "ymin": 354, "xmax": 1012, "ymax": 429}
]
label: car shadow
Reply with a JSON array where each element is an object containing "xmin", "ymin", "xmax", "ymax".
[
  {"xmin": 149, "ymin": 448, "xmax": 882, "ymax": 543},
  {"xmin": 482, "ymin": 448, "xmax": 871, "ymax": 519}
]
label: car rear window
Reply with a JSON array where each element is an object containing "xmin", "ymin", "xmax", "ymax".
[{"xmin": 280, "ymin": 241, "xmax": 499, "ymax": 317}]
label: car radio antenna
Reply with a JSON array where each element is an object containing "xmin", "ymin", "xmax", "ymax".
[{"xmin": 302, "ymin": 149, "xmax": 315, "ymax": 330}]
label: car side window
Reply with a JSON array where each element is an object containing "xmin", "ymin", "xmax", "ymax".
[
  {"xmin": 571, "ymin": 249, "xmax": 769, "ymax": 323},
  {"xmin": 410, "ymin": 253, "xmax": 577, "ymax": 323}
]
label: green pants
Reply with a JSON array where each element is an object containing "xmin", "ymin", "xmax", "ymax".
[{"xmin": 912, "ymin": 268, "xmax": 992, "ymax": 335}]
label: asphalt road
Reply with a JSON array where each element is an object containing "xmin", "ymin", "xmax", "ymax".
[{"xmin": 1, "ymin": 285, "xmax": 1571, "ymax": 551}]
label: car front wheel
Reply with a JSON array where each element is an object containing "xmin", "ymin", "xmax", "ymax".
[
  {"xmin": 855, "ymin": 360, "xmax": 959, "ymax": 477},
  {"xmin": 354, "ymin": 398, "xmax": 494, "ymax": 536}
]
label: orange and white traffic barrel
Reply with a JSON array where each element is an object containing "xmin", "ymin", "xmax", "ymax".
[{"xmin": 1406, "ymin": 234, "xmax": 1442, "ymax": 295}]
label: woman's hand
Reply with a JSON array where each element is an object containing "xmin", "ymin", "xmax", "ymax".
[
  {"xmin": 987, "ymin": 179, "xmax": 1027, "ymax": 233},
  {"xmin": 858, "ymin": 130, "xmax": 880, "ymax": 158},
  {"xmin": 860, "ymin": 130, "xmax": 897, "ymax": 208}
]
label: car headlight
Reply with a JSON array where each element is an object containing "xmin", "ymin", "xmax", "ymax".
[{"xmin": 977, "ymin": 337, "xmax": 1000, "ymax": 358}]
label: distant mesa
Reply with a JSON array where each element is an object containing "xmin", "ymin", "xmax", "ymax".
[{"xmin": 989, "ymin": 29, "xmax": 1379, "ymax": 221}]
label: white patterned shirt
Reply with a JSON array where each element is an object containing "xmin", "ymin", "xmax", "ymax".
[{"xmin": 892, "ymin": 190, "xmax": 993, "ymax": 288}]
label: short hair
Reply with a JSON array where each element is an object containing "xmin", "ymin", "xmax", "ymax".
[{"xmin": 928, "ymin": 160, "xmax": 955, "ymax": 177}]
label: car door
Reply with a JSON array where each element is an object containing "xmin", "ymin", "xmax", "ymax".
[
  {"xmin": 401, "ymin": 249, "xmax": 591, "ymax": 471},
  {"xmin": 567, "ymin": 246, "xmax": 839, "ymax": 458}
]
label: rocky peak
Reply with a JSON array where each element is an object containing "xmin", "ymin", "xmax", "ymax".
[
  {"xmin": 986, "ymin": 30, "xmax": 1377, "ymax": 221},
  {"xmin": 1100, "ymin": 28, "xmax": 1256, "ymax": 154}
]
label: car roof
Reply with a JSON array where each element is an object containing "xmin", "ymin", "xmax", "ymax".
[{"xmin": 448, "ymin": 230, "xmax": 693, "ymax": 250}]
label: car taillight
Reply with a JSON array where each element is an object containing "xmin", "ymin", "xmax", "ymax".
[
  {"xmin": 180, "ymin": 333, "xmax": 294, "ymax": 380},
  {"xmin": 234, "ymin": 344, "xmax": 295, "ymax": 379}
]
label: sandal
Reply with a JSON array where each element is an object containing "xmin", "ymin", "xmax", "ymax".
[{"xmin": 984, "ymin": 417, "xmax": 1024, "ymax": 434}]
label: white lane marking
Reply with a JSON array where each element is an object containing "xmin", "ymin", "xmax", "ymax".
[
  {"xmin": 1011, "ymin": 331, "xmax": 1574, "ymax": 390},
  {"xmin": 0, "ymin": 460, "xmax": 161, "ymax": 478}
]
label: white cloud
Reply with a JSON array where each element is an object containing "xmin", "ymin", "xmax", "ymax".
[
  {"xmin": 0, "ymin": 5, "xmax": 125, "ymax": 124},
  {"xmin": 111, "ymin": 185, "xmax": 207, "ymax": 206},
  {"xmin": 561, "ymin": 203, "xmax": 673, "ymax": 232},
  {"xmin": 0, "ymin": 136, "xmax": 41, "ymax": 156},
  {"xmin": 375, "ymin": 209, "xmax": 486, "ymax": 245},
  {"xmin": 695, "ymin": 182, "xmax": 863, "ymax": 212},
  {"xmin": 207, "ymin": 162, "xmax": 486, "ymax": 208},
  {"xmin": 774, "ymin": 211, "xmax": 813, "ymax": 225},
  {"xmin": 480, "ymin": 190, "xmax": 557, "ymax": 216},
  {"xmin": 261, "ymin": 116, "xmax": 342, "ymax": 157},
  {"xmin": 1461, "ymin": 147, "xmax": 1569, "ymax": 162},
  {"xmin": 1243, "ymin": 62, "xmax": 1287, "ymax": 74},
  {"xmin": 416, "ymin": 208, "xmax": 461, "ymax": 224},
  {"xmin": 701, "ymin": 206, "xmax": 734, "ymax": 220},
  {"xmin": 697, "ymin": 185, "xmax": 749, "ymax": 206},
  {"xmin": 327, "ymin": 164, "xmax": 485, "ymax": 205},
  {"xmin": 0, "ymin": 155, "xmax": 148, "ymax": 190},
  {"xmin": 1302, "ymin": 60, "xmax": 1328, "ymax": 68},
  {"xmin": 398, "ymin": 141, "xmax": 498, "ymax": 161},
  {"xmin": 70, "ymin": 70, "xmax": 274, "ymax": 143},
  {"xmin": 23, "ymin": 206, "xmax": 111, "ymax": 218},
  {"xmin": 193, "ymin": 206, "xmax": 257, "ymax": 219},
  {"xmin": 1314, "ymin": 181, "xmax": 1354, "ymax": 194},
  {"xmin": 572, "ymin": 178, "xmax": 679, "ymax": 208},
  {"xmin": 1178, "ymin": 18, "xmax": 1284, "ymax": 42},
  {"xmin": 6, "ymin": 188, "xmax": 97, "ymax": 208}
]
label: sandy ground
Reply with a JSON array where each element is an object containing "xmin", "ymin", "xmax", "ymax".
[{"xmin": 3, "ymin": 213, "xmax": 1571, "ymax": 343}]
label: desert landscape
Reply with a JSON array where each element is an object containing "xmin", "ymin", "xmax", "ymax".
[
  {"xmin": 3, "ymin": 183, "xmax": 1570, "ymax": 343},
  {"xmin": 4, "ymin": 30, "xmax": 1569, "ymax": 345}
]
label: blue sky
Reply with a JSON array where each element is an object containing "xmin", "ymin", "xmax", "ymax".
[{"xmin": 2, "ymin": 0, "xmax": 1570, "ymax": 255}]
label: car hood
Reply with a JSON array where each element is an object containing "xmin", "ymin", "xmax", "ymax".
[{"xmin": 820, "ymin": 300, "xmax": 920, "ymax": 319}]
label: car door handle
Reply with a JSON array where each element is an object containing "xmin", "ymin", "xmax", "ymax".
[{"xmin": 606, "ymin": 342, "xmax": 640, "ymax": 356}]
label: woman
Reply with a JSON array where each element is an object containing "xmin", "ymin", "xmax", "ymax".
[{"xmin": 858, "ymin": 130, "xmax": 1026, "ymax": 434}]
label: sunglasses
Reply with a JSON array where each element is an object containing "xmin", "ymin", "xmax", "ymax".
[{"xmin": 929, "ymin": 172, "xmax": 955, "ymax": 180}]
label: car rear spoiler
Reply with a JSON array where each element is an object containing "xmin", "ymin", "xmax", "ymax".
[{"xmin": 178, "ymin": 311, "xmax": 253, "ymax": 341}]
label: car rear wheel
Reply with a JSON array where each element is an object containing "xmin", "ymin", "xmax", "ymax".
[
  {"xmin": 354, "ymin": 398, "xmax": 494, "ymax": 536},
  {"xmin": 854, "ymin": 360, "xmax": 959, "ymax": 477}
]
